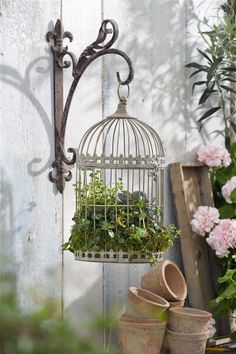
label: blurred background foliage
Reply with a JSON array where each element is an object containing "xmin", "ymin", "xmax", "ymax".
[{"xmin": 0, "ymin": 269, "xmax": 116, "ymax": 354}]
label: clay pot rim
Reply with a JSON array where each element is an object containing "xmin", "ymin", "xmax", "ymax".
[
  {"xmin": 169, "ymin": 306, "xmax": 212, "ymax": 319},
  {"xmin": 128, "ymin": 286, "xmax": 169, "ymax": 309},
  {"xmin": 119, "ymin": 316, "xmax": 166, "ymax": 328},
  {"xmin": 167, "ymin": 328, "xmax": 209, "ymax": 340},
  {"xmin": 120, "ymin": 314, "xmax": 165, "ymax": 323},
  {"xmin": 161, "ymin": 260, "xmax": 187, "ymax": 301},
  {"xmin": 169, "ymin": 300, "xmax": 185, "ymax": 307}
]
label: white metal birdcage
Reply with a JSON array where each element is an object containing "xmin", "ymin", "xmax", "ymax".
[{"xmin": 72, "ymin": 95, "xmax": 165, "ymax": 263}]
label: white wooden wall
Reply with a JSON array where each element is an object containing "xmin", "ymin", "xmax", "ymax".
[{"xmin": 0, "ymin": 0, "xmax": 224, "ymax": 342}]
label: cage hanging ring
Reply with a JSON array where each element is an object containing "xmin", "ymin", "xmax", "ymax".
[{"xmin": 117, "ymin": 83, "xmax": 130, "ymax": 101}]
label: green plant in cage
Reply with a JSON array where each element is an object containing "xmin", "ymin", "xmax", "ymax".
[{"xmin": 62, "ymin": 170, "xmax": 180, "ymax": 263}]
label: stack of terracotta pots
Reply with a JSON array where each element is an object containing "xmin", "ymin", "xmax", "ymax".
[
  {"xmin": 117, "ymin": 287, "xmax": 169, "ymax": 354},
  {"xmin": 167, "ymin": 307, "xmax": 212, "ymax": 354},
  {"xmin": 117, "ymin": 260, "xmax": 212, "ymax": 354}
]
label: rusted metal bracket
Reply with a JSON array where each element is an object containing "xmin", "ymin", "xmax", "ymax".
[{"xmin": 46, "ymin": 19, "xmax": 134, "ymax": 193}]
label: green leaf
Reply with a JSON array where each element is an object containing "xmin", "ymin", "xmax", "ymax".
[
  {"xmin": 230, "ymin": 121, "xmax": 236, "ymax": 135},
  {"xmin": 192, "ymin": 81, "xmax": 207, "ymax": 94},
  {"xmin": 198, "ymin": 107, "xmax": 221, "ymax": 123},
  {"xmin": 231, "ymin": 142, "xmax": 236, "ymax": 158},
  {"xmin": 230, "ymin": 188, "xmax": 236, "ymax": 203},
  {"xmin": 221, "ymin": 77, "xmax": 236, "ymax": 83},
  {"xmin": 199, "ymin": 85, "xmax": 217, "ymax": 105},
  {"xmin": 230, "ymin": 331, "xmax": 236, "ymax": 340},
  {"xmin": 219, "ymin": 283, "xmax": 236, "ymax": 299},
  {"xmin": 185, "ymin": 62, "xmax": 208, "ymax": 70},
  {"xmin": 218, "ymin": 269, "xmax": 236, "ymax": 284},
  {"xmin": 221, "ymin": 66, "xmax": 236, "ymax": 72},
  {"xmin": 189, "ymin": 69, "xmax": 202, "ymax": 78},
  {"xmin": 220, "ymin": 84, "xmax": 236, "ymax": 94},
  {"xmin": 215, "ymin": 166, "xmax": 236, "ymax": 185},
  {"xmin": 197, "ymin": 48, "xmax": 213, "ymax": 63},
  {"xmin": 219, "ymin": 204, "xmax": 235, "ymax": 218},
  {"xmin": 206, "ymin": 57, "xmax": 223, "ymax": 84}
]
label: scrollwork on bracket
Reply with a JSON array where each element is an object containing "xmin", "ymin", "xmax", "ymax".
[
  {"xmin": 46, "ymin": 19, "xmax": 134, "ymax": 193},
  {"xmin": 46, "ymin": 20, "xmax": 76, "ymax": 72}
]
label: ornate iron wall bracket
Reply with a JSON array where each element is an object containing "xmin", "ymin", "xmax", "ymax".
[{"xmin": 46, "ymin": 19, "xmax": 134, "ymax": 193}]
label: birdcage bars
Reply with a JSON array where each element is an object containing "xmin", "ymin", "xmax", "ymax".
[{"xmin": 72, "ymin": 96, "xmax": 165, "ymax": 263}]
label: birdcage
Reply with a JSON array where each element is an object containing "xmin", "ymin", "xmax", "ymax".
[{"xmin": 72, "ymin": 93, "xmax": 165, "ymax": 263}]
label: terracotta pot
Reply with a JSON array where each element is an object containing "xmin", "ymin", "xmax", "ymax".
[
  {"xmin": 160, "ymin": 333, "xmax": 169, "ymax": 354},
  {"xmin": 117, "ymin": 315, "xmax": 166, "ymax": 354},
  {"xmin": 120, "ymin": 314, "xmax": 161, "ymax": 323},
  {"xmin": 127, "ymin": 287, "xmax": 169, "ymax": 320},
  {"xmin": 166, "ymin": 328, "xmax": 209, "ymax": 354},
  {"xmin": 169, "ymin": 300, "xmax": 184, "ymax": 308},
  {"xmin": 140, "ymin": 260, "xmax": 187, "ymax": 301},
  {"xmin": 169, "ymin": 307, "xmax": 212, "ymax": 333}
]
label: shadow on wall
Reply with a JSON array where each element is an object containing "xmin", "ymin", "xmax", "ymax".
[
  {"xmin": 0, "ymin": 56, "xmax": 53, "ymax": 177},
  {"xmin": 103, "ymin": 0, "xmax": 191, "ymax": 162},
  {"xmin": 185, "ymin": 0, "xmax": 225, "ymax": 150},
  {"xmin": 65, "ymin": 276, "xmax": 124, "ymax": 348},
  {"xmin": 0, "ymin": 164, "xmax": 15, "ymax": 262}
]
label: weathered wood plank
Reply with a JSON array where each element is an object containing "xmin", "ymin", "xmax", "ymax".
[
  {"xmin": 62, "ymin": 0, "xmax": 104, "ymax": 335},
  {"xmin": 0, "ymin": 0, "xmax": 62, "ymax": 308},
  {"xmin": 170, "ymin": 162, "xmax": 231, "ymax": 334},
  {"xmin": 102, "ymin": 0, "xmax": 153, "ymax": 331},
  {"xmin": 170, "ymin": 163, "xmax": 215, "ymax": 310}
]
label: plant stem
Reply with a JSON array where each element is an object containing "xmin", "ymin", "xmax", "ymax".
[{"xmin": 214, "ymin": 74, "xmax": 229, "ymax": 140}]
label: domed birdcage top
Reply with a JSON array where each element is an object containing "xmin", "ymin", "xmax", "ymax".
[{"xmin": 77, "ymin": 97, "xmax": 165, "ymax": 168}]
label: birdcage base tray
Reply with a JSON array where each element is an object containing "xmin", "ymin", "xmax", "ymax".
[{"xmin": 74, "ymin": 250, "xmax": 163, "ymax": 263}]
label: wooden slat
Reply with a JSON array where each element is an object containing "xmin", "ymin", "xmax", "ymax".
[
  {"xmin": 170, "ymin": 163, "xmax": 232, "ymax": 334},
  {"xmin": 62, "ymin": 0, "xmax": 104, "ymax": 337},
  {"xmin": 170, "ymin": 163, "xmax": 215, "ymax": 310},
  {"xmin": 0, "ymin": 0, "xmax": 62, "ymax": 309}
]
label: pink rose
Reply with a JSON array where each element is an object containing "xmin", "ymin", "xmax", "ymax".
[
  {"xmin": 207, "ymin": 219, "xmax": 236, "ymax": 258},
  {"xmin": 197, "ymin": 145, "xmax": 231, "ymax": 167},
  {"xmin": 222, "ymin": 176, "xmax": 236, "ymax": 204},
  {"xmin": 190, "ymin": 206, "xmax": 220, "ymax": 236}
]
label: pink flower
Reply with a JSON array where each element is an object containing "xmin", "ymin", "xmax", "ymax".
[
  {"xmin": 222, "ymin": 176, "xmax": 236, "ymax": 204},
  {"xmin": 207, "ymin": 219, "xmax": 236, "ymax": 258},
  {"xmin": 197, "ymin": 145, "xmax": 231, "ymax": 167},
  {"xmin": 190, "ymin": 206, "xmax": 220, "ymax": 236}
]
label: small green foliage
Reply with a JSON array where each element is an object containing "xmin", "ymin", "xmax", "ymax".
[
  {"xmin": 186, "ymin": 0, "xmax": 236, "ymax": 144},
  {"xmin": 208, "ymin": 141, "xmax": 236, "ymax": 318},
  {"xmin": 210, "ymin": 264, "xmax": 236, "ymax": 318},
  {"xmin": 0, "ymin": 271, "xmax": 115, "ymax": 354},
  {"xmin": 62, "ymin": 170, "xmax": 180, "ymax": 263}
]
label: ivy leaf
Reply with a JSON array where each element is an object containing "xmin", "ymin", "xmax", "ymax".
[{"xmin": 198, "ymin": 107, "xmax": 221, "ymax": 123}]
